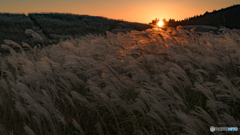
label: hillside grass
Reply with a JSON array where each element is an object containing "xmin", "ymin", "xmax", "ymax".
[
  {"xmin": 0, "ymin": 13, "xmax": 37, "ymax": 52},
  {"xmin": 0, "ymin": 26, "xmax": 240, "ymax": 135}
]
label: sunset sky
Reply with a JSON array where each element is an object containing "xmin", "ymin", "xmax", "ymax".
[{"xmin": 0, "ymin": 0, "xmax": 239, "ymax": 24}]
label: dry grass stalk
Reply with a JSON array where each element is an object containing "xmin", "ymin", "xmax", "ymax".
[
  {"xmin": 24, "ymin": 124, "xmax": 36, "ymax": 135},
  {"xmin": 0, "ymin": 26, "xmax": 240, "ymax": 134}
]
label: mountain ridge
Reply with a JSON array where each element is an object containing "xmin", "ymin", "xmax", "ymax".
[{"xmin": 167, "ymin": 4, "xmax": 240, "ymax": 29}]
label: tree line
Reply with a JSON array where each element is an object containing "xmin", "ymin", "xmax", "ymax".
[{"xmin": 150, "ymin": 4, "xmax": 240, "ymax": 29}]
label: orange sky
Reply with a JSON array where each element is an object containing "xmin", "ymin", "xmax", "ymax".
[{"xmin": 0, "ymin": 0, "xmax": 239, "ymax": 24}]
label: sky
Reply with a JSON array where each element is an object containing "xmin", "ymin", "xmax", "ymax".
[{"xmin": 0, "ymin": 0, "xmax": 239, "ymax": 24}]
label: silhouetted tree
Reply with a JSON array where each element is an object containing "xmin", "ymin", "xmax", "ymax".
[
  {"xmin": 162, "ymin": 18, "xmax": 167, "ymax": 24},
  {"xmin": 149, "ymin": 18, "xmax": 159, "ymax": 25},
  {"xmin": 168, "ymin": 19, "xmax": 175, "ymax": 23},
  {"xmin": 168, "ymin": 19, "xmax": 176, "ymax": 26},
  {"xmin": 204, "ymin": 11, "xmax": 209, "ymax": 15}
]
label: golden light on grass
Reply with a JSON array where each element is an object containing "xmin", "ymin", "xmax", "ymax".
[
  {"xmin": 158, "ymin": 20, "xmax": 164, "ymax": 27},
  {"xmin": 2, "ymin": 21, "xmax": 240, "ymax": 134}
]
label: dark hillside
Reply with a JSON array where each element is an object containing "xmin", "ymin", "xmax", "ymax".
[
  {"xmin": 168, "ymin": 4, "xmax": 240, "ymax": 29},
  {"xmin": 0, "ymin": 13, "xmax": 152, "ymax": 53},
  {"xmin": 0, "ymin": 13, "xmax": 35, "ymax": 44}
]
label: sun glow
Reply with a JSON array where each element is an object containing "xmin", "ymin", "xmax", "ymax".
[{"xmin": 158, "ymin": 20, "xmax": 164, "ymax": 27}]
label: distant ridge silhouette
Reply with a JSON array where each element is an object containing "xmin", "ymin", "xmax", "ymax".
[{"xmin": 167, "ymin": 4, "xmax": 240, "ymax": 29}]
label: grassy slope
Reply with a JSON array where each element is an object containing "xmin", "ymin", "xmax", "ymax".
[{"xmin": 0, "ymin": 26, "xmax": 240, "ymax": 134}]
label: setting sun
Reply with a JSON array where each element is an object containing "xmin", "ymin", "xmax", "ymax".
[{"xmin": 158, "ymin": 20, "xmax": 164, "ymax": 27}]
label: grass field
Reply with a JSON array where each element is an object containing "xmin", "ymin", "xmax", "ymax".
[{"xmin": 0, "ymin": 26, "xmax": 240, "ymax": 135}]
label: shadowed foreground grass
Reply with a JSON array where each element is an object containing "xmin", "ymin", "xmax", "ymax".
[{"xmin": 0, "ymin": 26, "xmax": 240, "ymax": 135}]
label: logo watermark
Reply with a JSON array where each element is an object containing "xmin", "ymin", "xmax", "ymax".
[{"xmin": 210, "ymin": 126, "xmax": 238, "ymax": 132}]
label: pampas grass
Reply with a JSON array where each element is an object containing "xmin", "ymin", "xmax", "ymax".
[
  {"xmin": 0, "ymin": 26, "xmax": 240, "ymax": 134},
  {"xmin": 25, "ymin": 29, "xmax": 43, "ymax": 42},
  {"xmin": 24, "ymin": 124, "xmax": 36, "ymax": 135}
]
